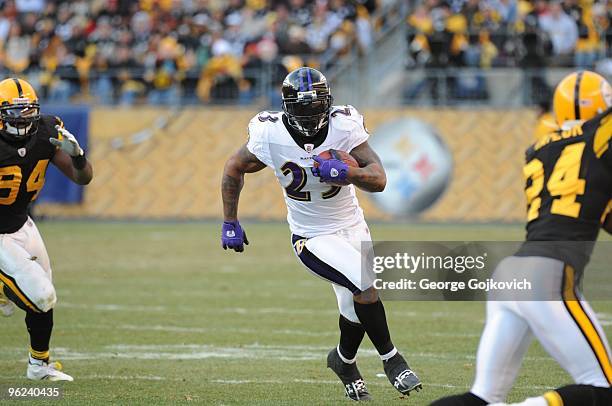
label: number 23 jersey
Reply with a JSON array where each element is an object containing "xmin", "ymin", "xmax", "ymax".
[
  {"xmin": 0, "ymin": 115, "xmax": 61, "ymax": 234},
  {"xmin": 247, "ymin": 105, "xmax": 369, "ymax": 238}
]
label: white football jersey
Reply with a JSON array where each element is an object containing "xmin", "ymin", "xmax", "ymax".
[{"xmin": 247, "ymin": 105, "xmax": 369, "ymax": 238}]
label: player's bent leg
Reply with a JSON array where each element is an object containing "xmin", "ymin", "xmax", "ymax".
[
  {"xmin": 293, "ymin": 233, "xmax": 367, "ymax": 292},
  {"xmin": 292, "ymin": 236, "xmax": 372, "ymax": 399},
  {"xmin": 24, "ymin": 308, "xmax": 73, "ymax": 381},
  {"xmin": 0, "ymin": 232, "xmax": 71, "ymax": 381},
  {"xmin": 471, "ymin": 299, "xmax": 533, "ymax": 403},
  {"xmin": 339, "ymin": 220, "xmax": 422, "ymax": 394},
  {"xmin": 327, "ymin": 346, "xmax": 371, "ymax": 401},
  {"xmin": 328, "ymin": 286, "xmax": 370, "ymax": 400},
  {"xmin": 432, "ymin": 299, "xmax": 532, "ymax": 406},
  {"xmin": 333, "ymin": 285, "xmax": 366, "ymax": 360},
  {"xmin": 352, "ymin": 287, "xmax": 422, "ymax": 395},
  {"xmin": 333, "ymin": 283, "xmax": 360, "ymax": 323},
  {"xmin": 576, "ymin": 299, "xmax": 612, "ymax": 384},
  {"xmin": 0, "ymin": 233, "xmax": 56, "ymax": 313},
  {"xmin": 516, "ymin": 266, "xmax": 612, "ymax": 387},
  {"xmin": 294, "ymin": 231, "xmax": 421, "ymax": 397}
]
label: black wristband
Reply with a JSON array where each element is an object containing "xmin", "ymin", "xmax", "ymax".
[{"xmin": 71, "ymin": 154, "xmax": 87, "ymax": 170}]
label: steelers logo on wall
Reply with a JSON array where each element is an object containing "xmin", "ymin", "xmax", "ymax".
[{"xmin": 369, "ymin": 118, "xmax": 452, "ymax": 216}]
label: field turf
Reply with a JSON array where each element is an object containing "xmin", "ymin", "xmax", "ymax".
[{"xmin": 1, "ymin": 221, "xmax": 611, "ymax": 405}]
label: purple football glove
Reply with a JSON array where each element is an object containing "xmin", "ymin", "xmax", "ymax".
[
  {"xmin": 221, "ymin": 220, "xmax": 249, "ymax": 252},
  {"xmin": 311, "ymin": 156, "xmax": 349, "ymax": 184}
]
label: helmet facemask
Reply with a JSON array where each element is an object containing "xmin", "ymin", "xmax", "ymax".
[
  {"xmin": 0, "ymin": 103, "xmax": 40, "ymax": 140},
  {"xmin": 282, "ymin": 91, "xmax": 332, "ymax": 137}
]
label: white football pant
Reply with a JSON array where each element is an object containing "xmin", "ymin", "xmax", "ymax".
[
  {"xmin": 292, "ymin": 220, "xmax": 374, "ymax": 323},
  {"xmin": 471, "ymin": 256, "xmax": 612, "ymax": 403},
  {"xmin": 0, "ymin": 218, "xmax": 55, "ymax": 313}
]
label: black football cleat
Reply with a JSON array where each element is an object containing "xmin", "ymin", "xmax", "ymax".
[
  {"xmin": 327, "ymin": 348, "xmax": 372, "ymax": 401},
  {"xmin": 383, "ymin": 352, "xmax": 422, "ymax": 396}
]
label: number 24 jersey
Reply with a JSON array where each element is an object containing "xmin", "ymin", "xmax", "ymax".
[
  {"xmin": 523, "ymin": 107, "xmax": 612, "ymax": 242},
  {"xmin": 247, "ymin": 105, "xmax": 369, "ymax": 238}
]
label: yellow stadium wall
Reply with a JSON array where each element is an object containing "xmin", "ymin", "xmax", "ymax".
[{"xmin": 35, "ymin": 107, "xmax": 536, "ymax": 222}]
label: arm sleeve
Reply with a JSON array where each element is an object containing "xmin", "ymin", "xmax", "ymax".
[{"xmin": 246, "ymin": 119, "xmax": 273, "ymax": 167}]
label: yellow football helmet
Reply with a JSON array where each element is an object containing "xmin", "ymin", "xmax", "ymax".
[
  {"xmin": 553, "ymin": 70, "xmax": 611, "ymax": 129},
  {"xmin": 0, "ymin": 78, "xmax": 40, "ymax": 140}
]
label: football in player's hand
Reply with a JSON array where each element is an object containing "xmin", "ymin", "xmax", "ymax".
[
  {"xmin": 315, "ymin": 149, "xmax": 359, "ymax": 168},
  {"xmin": 313, "ymin": 149, "xmax": 359, "ymax": 186}
]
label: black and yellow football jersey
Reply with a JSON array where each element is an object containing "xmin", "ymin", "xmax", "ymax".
[
  {"xmin": 0, "ymin": 115, "xmax": 61, "ymax": 234},
  {"xmin": 517, "ymin": 107, "xmax": 612, "ymax": 270}
]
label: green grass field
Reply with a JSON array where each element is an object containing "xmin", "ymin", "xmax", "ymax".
[{"xmin": 1, "ymin": 222, "xmax": 611, "ymax": 405}]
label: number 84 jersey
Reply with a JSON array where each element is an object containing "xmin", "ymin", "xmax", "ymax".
[
  {"xmin": 247, "ymin": 105, "xmax": 369, "ymax": 238},
  {"xmin": 0, "ymin": 115, "xmax": 61, "ymax": 234}
]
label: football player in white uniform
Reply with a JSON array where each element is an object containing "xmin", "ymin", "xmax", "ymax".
[{"xmin": 221, "ymin": 67, "xmax": 422, "ymax": 401}]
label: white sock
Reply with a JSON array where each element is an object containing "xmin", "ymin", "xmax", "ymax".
[
  {"xmin": 380, "ymin": 347, "xmax": 398, "ymax": 361},
  {"xmin": 336, "ymin": 345, "xmax": 357, "ymax": 364},
  {"xmin": 28, "ymin": 354, "xmax": 44, "ymax": 366}
]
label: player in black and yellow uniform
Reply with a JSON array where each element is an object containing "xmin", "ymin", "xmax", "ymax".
[
  {"xmin": 432, "ymin": 71, "xmax": 612, "ymax": 406},
  {"xmin": 0, "ymin": 78, "xmax": 92, "ymax": 381},
  {"xmin": 519, "ymin": 106, "xmax": 612, "ymax": 270}
]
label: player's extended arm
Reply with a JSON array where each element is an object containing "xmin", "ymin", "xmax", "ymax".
[
  {"xmin": 220, "ymin": 144, "xmax": 266, "ymax": 252},
  {"xmin": 50, "ymin": 126, "xmax": 93, "ymax": 185},
  {"xmin": 348, "ymin": 141, "xmax": 386, "ymax": 192},
  {"xmin": 222, "ymin": 144, "xmax": 266, "ymax": 221}
]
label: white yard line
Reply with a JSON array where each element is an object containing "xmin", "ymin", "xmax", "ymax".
[
  {"xmin": 56, "ymin": 302, "xmax": 485, "ymax": 322},
  {"xmin": 59, "ymin": 302, "xmax": 168, "ymax": 312},
  {"xmin": 118, "ymin": 324, "xmax": 337, "ymax": 337},
  {"xmin": 0, "ymin": 343, "xmax": 558, "ymax": 364},
  {"xmin": 596, "ymin": 313, "xmax": 612, "ymax": 326}
]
